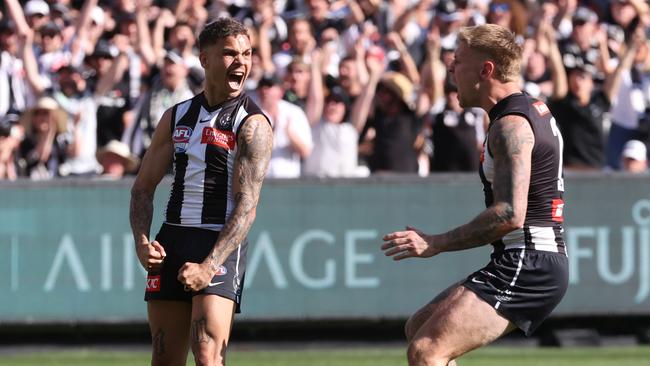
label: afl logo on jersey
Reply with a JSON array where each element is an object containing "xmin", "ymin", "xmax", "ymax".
[{"xmin": 173, "ymin": 126, "xmax": 192, "ymax": 153}]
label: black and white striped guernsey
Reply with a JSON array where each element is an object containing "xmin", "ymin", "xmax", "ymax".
[
  {"xmin": 479, "ymin": 92, "xmax": 567, "ymax": 255},
  {"xmin": 164, "ymin": 92, "xmax": 269, "ymax": 230}
]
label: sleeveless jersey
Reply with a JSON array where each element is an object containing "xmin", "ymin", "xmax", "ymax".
[
  {"xmin": 164, "ymin": 92, "xmax": 269, "ymax": 230},
  {"xmin": 479, "ymin": 93, "xmax": 566, "ymax": 255}
]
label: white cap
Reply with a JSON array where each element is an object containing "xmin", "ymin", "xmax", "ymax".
[
  {"xmin": 90, "ymin": 6, "xmax": 105, "ymax": 26},
  {"xmin": 622, "ymin": 140, "xmax": 647, "ymax": 162},
  {"xmin": 24, "ymin": 0, "xmax": 50, "ymax": 16}
]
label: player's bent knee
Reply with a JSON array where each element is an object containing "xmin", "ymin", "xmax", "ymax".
[
  {"xmin": 404, "ymin": 315, "xmax": 418, "ymax": 342},
  {"xmin": 191, "ymin": 339, "xmax": 227, "ymax": 366},
  {"xmin": 407, "ymin": 339, "xmax": 449, "ymax": 366}
]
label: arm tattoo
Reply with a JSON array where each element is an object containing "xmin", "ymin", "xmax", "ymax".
[
  {"xmin": 439, "ymin": 115, "xmax": 534, "ymax": 251},
  {"xmin": 130, "ymin": 188, "xmax": 154, "ymax": 245},
  {"xmin": 206, "ymin": 116, "xmax": 272, "ymax": 273}
]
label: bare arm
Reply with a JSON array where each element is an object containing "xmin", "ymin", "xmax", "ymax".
[
  {"xmin": 3, "ymin": 0, "xmax": 29, "ymax": 33},
  {"xmin": 17, "ymin": 29, "xmax": 45, "ymax": 96},
  {"xmin": 257, "ymin": 5, "xmax": 277, "ymax": 75},
  {"xmin": 305, "ymin": 49, "xmax": 324, "ymax": 125},
  {"xmin": 552, "ymin": 0, "xmax": 577, "ymax": 30},
  {"xmin": 350, "ymin": 57, "xmax": 383, "ymax": 133},
  {"xmin": 130, "ymin": 108, "xmax": 174, "ymax": 269},
  {"xmin": 629, "ymin": 0, "xmax": 650, "ymax": 19},
  {"xmin": 353, "ymin": 36, "xmax": 369, "ymax": 85},
  {"xmin": 603, "ymin": 34, "xmax": 640, "ymax": 103},
  {"xmin": 69, "ymin": 0, "xmax": 99, "ymax": 63},
  {"xmin": 422, "ymin": 29, "xmax": 443, "ymax": 106},
  {"xmin": 94, "ymin": 52, "xmax": 129, "ymax": 96},
  {"xmin": 135, "ymin": 1, "xmax": 157, "ymax": 67},
  {"xmin": 391, "ymin": 5, "xmax": 416, "ymax": 36},
  {"xmin": 382, "ymin": 115, "xmax": 534, "ymax": 259},
  {"xmin": 542, "ymin": 23, "xmax": 568, "ymax": 100},
  {"xmin": 152, "ymin": 9, "xmax": 176, "ymax": 65},
  {"xmin": 178, "ymin": 115, "xmax": 273, "ymax": 290},
  {"xmin": 386, "ymin": 32, "xmax": 420, "ymax": 86},
  {"xmin": 4, "ymin": 0, "xmax": 45, "ymax": 95},
  {"xmin": 346, "ymin": 0, "xmax": 365, "ymax": 27}
]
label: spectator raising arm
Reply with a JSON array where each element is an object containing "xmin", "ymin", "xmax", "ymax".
[
  {"xmin": 420, "ymin": 27, "xmax": 445, "ymax": 112},
  {"xmin": 135, "ymin": 0, "xmax": 156, "ymax": 68},
  {"xmin": 352, "ymin": 34, "xmax": 369, "ymax": 86},
  {"xmin": 540, "ymin": 21, "xmax": 568, "ymax": 100},
  {"xmin": 69, "ymin": 0, "xmax": 100, "ymax": 65},
  {"xmin": 386, "ymin": 31, "xmax": 420, "ymax": 86},
  {"xmin": 257, "ymin": 3, "xmax": 277, "ymax": 76},
  {"xmin": 94, "ymin": 46, "xmax": 129, "ymax": 97},
  {"xmin": 603, "ymin": 30, "xmax": 644, "ymax": 104},
  {"xmin": 3, "ymin": 0, "xmax": 44, "ymax": 96},
  {"xmin": 306, "ymin": 49, "xmax": 325, "ymax": 126},
  {"xmin": 350, "ymin": 55, "xmax": 383, "ymax": 133},
  {"xmin": 152, "ymin": 8, "xmax": 176, "ymax": 65}
]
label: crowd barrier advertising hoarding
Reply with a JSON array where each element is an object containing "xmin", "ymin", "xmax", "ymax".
[{"xmin": 0, "ymin": 174, "xmax": 649, "ymax": 323}]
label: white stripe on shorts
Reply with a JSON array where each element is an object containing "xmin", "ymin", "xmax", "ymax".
[{"xmin": 495, "ymin": 248, "xmax": 526, "ymax": 310}]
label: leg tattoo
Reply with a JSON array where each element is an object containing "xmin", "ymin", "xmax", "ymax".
[
  {"xmin": 191, "ymin": 317, "xmax": 212, "ymax": 345},
  {"xmin": 152, "ymin": 329, "xmax": 165, "ymax": 357}
]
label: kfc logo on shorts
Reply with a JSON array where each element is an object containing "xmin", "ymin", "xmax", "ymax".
[
  {"xmin": 146, "ymin": 275, "xmax": 161, "ymax": 292},
  {"xmin": 551, "ymin": 199, "xmax": 564, "ymax": 222},
  {"xmin": 215, "ymin": 265, "xmax": 227, "ymax": 276},
  {"xmin": 173, "ymin": 126, "xmax": 192, "ymax": 153},
  {"xmin": 201, "ymin": 127, "xmax": 236, "ymax": 150},
  {"xmin": 533, "ymin": 101, "xmax": 550, "ymax": 116}
]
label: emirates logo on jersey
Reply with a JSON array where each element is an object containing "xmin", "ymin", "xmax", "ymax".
[
  {"xmin": 201, "ymin": 127, "xmax": 236, "ymax": 150},
  {"xmin": 551, "ymin": 199, "xmax": 564, "ymax": 222},
  {"xmin": 533, "ymin": 101, "xmax": 550, "ymax": 116}
]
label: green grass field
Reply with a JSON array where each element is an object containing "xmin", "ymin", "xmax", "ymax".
[{"xmin": 1, "ymin": 346, "xmax": 650, "ymax": 366}]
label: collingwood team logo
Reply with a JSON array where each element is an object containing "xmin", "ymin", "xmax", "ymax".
[{"xmin": 218, "ymin": 115, "xmax": 232, "ymax": 129}]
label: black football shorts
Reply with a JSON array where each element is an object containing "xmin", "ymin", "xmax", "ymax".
[
  {"xmin": 144, "ymin": 223, "xmax": 247, "ymax": 312},
  {"xmin": 462, "ymin": 249, "xmax": 569, "ymax": 336}
]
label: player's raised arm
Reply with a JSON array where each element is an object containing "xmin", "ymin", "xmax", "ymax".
[
  {"xmin": 177, "ymin": 114, "xmax": 272, "ymax": 291},
  {"xmin": 129, "ymin": 108, "xmax": 173, "ymax": 270}
]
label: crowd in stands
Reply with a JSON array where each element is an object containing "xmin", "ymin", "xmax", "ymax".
[{"xmin": 0, "ymin": 0, "xmax": 648, "ymax": 181}]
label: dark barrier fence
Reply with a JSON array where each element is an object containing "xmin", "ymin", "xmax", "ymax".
[{"xmin": 1, "ymin": 173, "xmax": 649, "ymax": 324}]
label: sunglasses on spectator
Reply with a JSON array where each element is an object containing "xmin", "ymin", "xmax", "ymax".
[
  {"xmin": 489, "ymin": 3, "xmax": 510, "ymax": 12},
  {"xmin": 34, "ymin": 109, "xmax": 50, "ymax": 116},
  {"xmin": 326, "ymin": 97, "xmax": 344, "ymax": 104}
]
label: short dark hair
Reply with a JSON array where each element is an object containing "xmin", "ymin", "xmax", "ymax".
[{"xmin": 198, "ymin": 17, "xmax": 249, "ymax": 51}]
